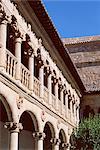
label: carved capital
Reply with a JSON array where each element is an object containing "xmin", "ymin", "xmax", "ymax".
[
  {"xmin": 62, "ymin": 143, "xmax": 69, "ymax": 148},
  {"xmin": 33, "ymin": 132, "xmax": 46, "ymax": 140},
  {"xmin": 50, "ymin": 138, "xmax": 61, "ymax": 145},
  {"xmin": 4, "ymin": 122, "xmax": 23, "ymax": 133},
  {"xmin": 0, "ymin": 3, "xmax": 8, "ymax": 24}
]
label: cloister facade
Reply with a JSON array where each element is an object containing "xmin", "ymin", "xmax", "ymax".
[{"xmin": 0, "ymin": 0, "xmax": 83, "ymax": 150}]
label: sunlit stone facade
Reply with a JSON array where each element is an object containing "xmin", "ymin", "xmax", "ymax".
[{"xmin": 0, "ymin": 0, "xmax": 81, "ymax": 150}]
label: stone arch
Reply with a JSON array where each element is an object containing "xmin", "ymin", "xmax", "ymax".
[
  {"xmin": 19, "ymin": 110, "xmax": 39, "ymax": 150},
  {"xmin": 0, "ymin": 94, "xmax": 12, "ymax": 121},
  {"xmin": 0, "ymin": 94, "xmax": 13, "ymax": 150},
  {"xmin": 59, "ymin": 129, "xmax": 67, "ymax": 150},
  {"xmin": 43, "ymin": 121, "xmax": 55, "ymax": 150}
]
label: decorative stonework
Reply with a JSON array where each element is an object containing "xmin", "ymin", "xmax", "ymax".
[
  {"xmin": 4, "ymin": 122, "xmax": 23, "ymax": 132},
  {"xmin": 33, "ymin": 132, "xmax": 46, "ymax": 140},
  {"xmin": 16, "ymin": 96, "xmax": 24, "ymax": 109},
  {"xmin": 50, "ymin": 138, "xmax": 61, "ymax": 145},
  {"xmin": 57, "ymin": 119, "xmax": 61, "ymax": 129},
  {"xmin": 62, "ymin": 143, "xmax": 69, "ymax": 148},
  {"xmin": 41, "ymin": 110, "xmax": 46, "ymax": 122}
]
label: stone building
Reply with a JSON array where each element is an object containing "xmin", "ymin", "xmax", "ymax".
[
  {"xmin": 0, "ymin": 0, "xmax": 85, "ymax": 150},
  {"xmin": 63, "ymin": 36, "xmax": 100, "ymax": 118}
]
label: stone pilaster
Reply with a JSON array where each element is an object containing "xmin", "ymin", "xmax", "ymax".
[{"xmin": 4, "ymin": 122, "xmax": 23, "ymax": 150}]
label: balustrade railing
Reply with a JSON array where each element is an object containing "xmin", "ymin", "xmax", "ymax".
[
  {"xmin": 33, "ymin": 76, "xmax": 40, "ymax": 97},
  {"xmin": 6, "ymin": 49, "xmax": 17, "ymax": 78},
  {"xmin": 5, "ymin": 50, "xmax": 73, "ymax": 121},
  {"xmin": 21, "ymin": 64, "xmax": 30, "ymax": 88},
  {"xmin": 44, "ymin": 86, "xmax": 49, "ymax": 103}
]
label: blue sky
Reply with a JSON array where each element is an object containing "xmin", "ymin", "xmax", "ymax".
[{"xmin": 42, "ymin": 0, "xmax": 100, "ymax": 38}]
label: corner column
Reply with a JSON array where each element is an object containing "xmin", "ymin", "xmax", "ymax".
[
  {"xmin": 4, "ymin": 122, "xmax": 23, "ymax": 150},
  {"xmin": 0, "ymin": 19, "xmax": 7, "ymax": 71}
]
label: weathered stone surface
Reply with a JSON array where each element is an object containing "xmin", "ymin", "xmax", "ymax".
[{"xmin": 63, "ymin": 36, "xmax": 100, "ymax": 92}]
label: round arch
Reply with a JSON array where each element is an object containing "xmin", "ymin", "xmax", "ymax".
[
  {"xmin": 59, "ymin": 129, "xmax": 67, "ymax": 150},
  {"xmin": 0, "ymin": 94, "xmax": 12, "ymax": 150},
  {"xmin": 0, "ymin": 94, "xmax": 12, "ymax": 121},
  {"xmin": 43, "ymin": 121, "xmax": 55, "ymax": 150},
  {"xmin": 19, "ymin": 110, "xmax": 39, "ymax": 150}
]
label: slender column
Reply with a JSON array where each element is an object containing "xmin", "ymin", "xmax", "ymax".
[
  {"xmin": 61, "ymin": 88, "xmax": 64, "ymax": 114},
  {"xmin": 39, "ymin": 65, "xmax": 44, "ymax": 98},
  {"xmin": 74, "ymin": 104, "xmax": 76, "ymax": 124},
  {"xmin": 65, "ymin": 94, "xmax": 68, "ymax": 118},
  {"xmin": 29, "ymin": 54, "xmax": 34, "ymax": 91},
  {"xmin": 55, "ymin": 81, "xmax": 58, "ymax": 110},
  {"xmin": 76, "ymin": 106, "xmax": 79, "ymax": 124},
  {"xmin": 70, "ymin": 100, "xmax": 73, "ymax": 122},
  {"xmin": 51, "ymin": 138, "xmax": 61, "ymax": 150},
  {"xmin": 48, "ymin": 73, "xmax": 52, "ymax": 105},
  {"xmin": 4, "ymin": 122, "xmax": 23, "ymax": 150},
  {"xmin": 15, "ymin": 37, "xmax": 22, "ymax": 82},
  {"xmin": 0, "ymin": 20, "xmax": 7, "ymax": 71},
  {"xmin": 33, "ymin": 132, "xmax": 45, "ymax": 150}
]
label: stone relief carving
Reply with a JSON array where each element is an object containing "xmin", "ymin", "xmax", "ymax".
[{"xmin": 16, "ymin": 96, "xmax": 24, "ymax": 109}]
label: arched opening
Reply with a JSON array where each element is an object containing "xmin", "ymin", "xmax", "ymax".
[
  {"xmin": 6, "ymin": 23, "xmax": 15, "ymax": 56},
  {"xmin": 19, "ymin": 111, "xmax": 38, "ymax": 150},
  {"xmin": 51, "ymin": 76, "xmax": 55, "ymax": 95},
  {"xmin": 59, "ymin": 129, "xmax": 66, "ymax": 150},
  {"xmin": 43, "ymin": 122, "xmax": 55, "ymax": 150},
  {"xmin": 0, "ymin": 98, "xmax": 10, "ymax": 150}
]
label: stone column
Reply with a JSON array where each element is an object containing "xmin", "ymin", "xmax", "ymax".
[
  {"xmin": 29, "ymin": 54, "xmax": 34, "ymax": 91},
  {"xmin": 65, "ymin": 94, "xmax": 68, "ymax": 119},
  {"xmin": 4, "ymin": 122, "xmax": 23, "ymax": 150},
  {"xmin": 33, "ymin": 132, "xmax": 45, "ymax": 150},
  {"xmin": 39, "ymin": 65, "xmax": 44, "ymax": 98},
  {"xmin": 76, "ymin": 106, "xmax": 79, "ymax": 124},
  {"xmin": 0, "ymin": 19, "xmax": 7, "ymax": 71},
  {"xmin": 15, "ymin": 37, "xmax": 22, "ymax": 82},
  {"xmin": 70, "ymin": 100, "xmax": 73, "ymax": 122},
  {"xmin": 51, "ymin": 138, "xmax": 61, "ymax": 150},
  {"xmin": 48, "ymin": 73, "xmax": 52, "ymax": 105},
  {"xmin": 74, "ymin": 104, "xmax": 76, "ymax": 124},
  {"xmin": 61, "ymin": 88, "xmax": 64, "ymax": 115},
  {"xmin": 55, "ymin": 81, "xmax": 58, "ymax": 110}
]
